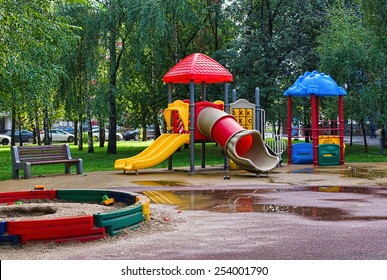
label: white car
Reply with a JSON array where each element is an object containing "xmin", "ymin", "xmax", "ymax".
[
  {"xmin": 40, "ymin": 129, "xmax": 75, "ymax": 142},
  {"xmin": 0, "ymin": 134, "xmax": 11, "ymax": 145},
  {"xmin": 92, "ymin": 129, "xmax": 123, "ymax": 141}
]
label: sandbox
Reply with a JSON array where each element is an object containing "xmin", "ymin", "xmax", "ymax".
[{"xmin": 0, "ymin": 189, "xmax": 150, "ymax": 245}]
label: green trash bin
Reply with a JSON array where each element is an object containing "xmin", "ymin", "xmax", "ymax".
[{"xmin": 318, "ymin": 144, "xmax": 340, "ymax": 166}]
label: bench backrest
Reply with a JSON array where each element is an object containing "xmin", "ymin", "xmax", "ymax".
[{"xmin": 15, "ymin": 145, "xmax": 70, "ymax": 163}]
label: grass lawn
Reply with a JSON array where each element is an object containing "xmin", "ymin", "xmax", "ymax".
[{"xmin": 0, "ymin": 139, "xmax": 384, "ymax": 181}]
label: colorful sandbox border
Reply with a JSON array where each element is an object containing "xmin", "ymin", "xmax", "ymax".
[{"xmin": 0, "ymin": 189, "xmax": 150, "ymax": 245}]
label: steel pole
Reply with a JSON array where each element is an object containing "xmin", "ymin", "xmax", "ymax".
[{"xmin": 190, "ymin": 80, "xmax": 195, "ymax": 173}]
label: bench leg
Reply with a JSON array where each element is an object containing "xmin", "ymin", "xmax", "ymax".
[
  {"xmin": 23, "ymin": 163, "xmax": 31, "ymax": 179},
  {"xmin": 76, "ymin": 159, "xmax": 83, "ymax": 174},
  {"xmin": 12, "ymin": 163, "xmax": 31, "ymax": 179},
  {"xmin": 65, "ymin": 160, "xmax": 83, "ymax": 175},
  {"xmin": 65, "ymin": 163, "xmax": 71, "ymax": 174},
  {"xmin": 12, "ymin": 169, "xmax": 19, "ymax": 179}
]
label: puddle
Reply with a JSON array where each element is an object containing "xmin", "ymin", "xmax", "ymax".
[
  {"xmin": 144, "ymin": 188, "xmax": 387, "ymax": 221},
  {"xmin": 133, "ymin": 180, "xmax": 185, "ymax": 187},
  {"xmin": 212, "ymin": 201, "xmax": 350, "ymax": 221},
  {"xmin": 291, "ymin": 168, "xmax": 315, "ymax": 174},
  {"xmin": 290, "ymin": 166, "xmax": 386, "ymax": 179},
  {"xmin": 344, "ymin": 166, "xmax": 386, "ymax": 179},
  {"xmin": 301, "ymin": 186, "xmax": 378, "ymax": 194}
]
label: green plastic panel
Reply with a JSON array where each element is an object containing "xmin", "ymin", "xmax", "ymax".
[
  {"xmin": 94, "ymin": 205, "xmax": 144, "ymax": 236},
  {"xmin": 318, "ymin": 144, "xmax": 340, "ymax": 166},
  {"xmin": 56, "ymin": 190, "xmax": 109, "ymax": 202},
  {"xmin": 108, "ymin": 190, "xmax": 136, "ymax": 205}
]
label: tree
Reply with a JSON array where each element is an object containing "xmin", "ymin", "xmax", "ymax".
[
  {"xmin": 58, "ymin": 1, "xmax": 102, "ymax": 152},
  {"xmin": 360, "ymin": 0, "xmax": 386, "ymax": 129},
  {"xmin": 316, "ymin": 0, "xmax": 385, "ymax": 152},
  {"xmin": 86, "ymin": 0, "xmax": 144, "ymax": 154},
  {"xmin": 118, "ymin": 0, "xmax": 233, "ymax": 140},
  {"xmin": 220, "ymin": 0, "xmax": 331, "ymax": 133},
  {"xmin": 0, "ymin": 0, "xmax": 78, "ymax": 146}
]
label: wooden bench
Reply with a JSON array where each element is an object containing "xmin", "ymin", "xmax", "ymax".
[{"xmin": 11, "ymin": 144, "xmax": 83, "ymax": 179}]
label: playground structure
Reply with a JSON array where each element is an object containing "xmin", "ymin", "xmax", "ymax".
[
  {"xmin": 284, "ymin": 71, "xmax": 347, "ymax": 166},
  {"xmin": 115, "ymin": 53, "xmax": 279, "ymax": 175},
  {"xmin": 0, "ymin": 189, "xmax": 150, "ymax": 245},
  {"xmin": 229, "ymin": 89, "xmax": 286, "ymax": 165}
]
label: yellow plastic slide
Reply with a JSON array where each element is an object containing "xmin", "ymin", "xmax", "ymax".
[{"xmin": 114, "ymin": 134, "xmax": 190, "ymax": 172}]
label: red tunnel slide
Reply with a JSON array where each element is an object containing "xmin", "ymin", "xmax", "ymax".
[{"xmin": 197, "ymin": 107, "xmax": 279, "ymax": 174}]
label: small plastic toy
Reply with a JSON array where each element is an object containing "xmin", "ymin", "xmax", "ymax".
[
  {"xmin": 34, "ymin": 185, "xmax": 45, "ymax": 190},
  {"xmin": 103, "ymin": 198, "xmax": 115, "ymax": 206},
  {"xmin": 101, "ymin": 195, "xmax": 115, "ymax": 206}
]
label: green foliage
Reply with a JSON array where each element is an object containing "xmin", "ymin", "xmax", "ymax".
[
  {"xmin": 317, "ymin": 0, "xmax": 366, "ymax": 83},
  {"xmin": 316, "ymin": 0, "xmax": 386, "ymax": 137},
  {"xmin": 0, "ymin": 0, "xmax": 78, "ymax": 140},
  {"xmin": 219, "ymin": 0, "xmax": 330, "ymax": 130}
]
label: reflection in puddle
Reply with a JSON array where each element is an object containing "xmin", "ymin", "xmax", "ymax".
[
  {"xmin": 144, "ymin": 188, "xmax": 387, "ymax": 222},
  {"xmin": 306, "ymin": 186, "xmax": 376, "ymax": 194},
  {"xmin": 212, "ymin": 201, "xmax": 349, "ymax": 221},
  {"xmin": 291, "ymin": 168, "xmax": 315, "ymax": 174},
  {"xmin": 344, "ymin": 166, "xmax": 386, "ymax": 179},
  {"xmin": 133, "ymin": 180, "xmax": 185, "ymax": 187},
  {"xmin": 290, "ymin": 166, "xmax": 386, "ymax": 179}
]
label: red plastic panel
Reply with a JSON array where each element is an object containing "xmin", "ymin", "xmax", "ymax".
[
  {"xmin": 163, "ymin": 53, "xmax": 233, "ymax": 84},
  {"xmin": 172, "ymin": 99, "xmax": 190, "ymax": 134},
  {"xmin": 0, "ymin": 190, "xmax": 57, "ymax": 203},
  {"xmin": 194, "ymin": 101, "xmax": 223, "ymax": 141},
  {"xmin": 7, "ymin": 215, "xmax": 105, "ymax": 244},
  {"xmin": 211, "ymin": 115, "xmax": 244, "ymax": 148}
]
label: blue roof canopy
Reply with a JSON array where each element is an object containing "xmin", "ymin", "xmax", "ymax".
[{"xmin": 284, "ymin": 70, "xmax": 347, "ymax": 97}]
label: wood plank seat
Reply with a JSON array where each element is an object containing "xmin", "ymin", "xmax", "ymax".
[{"xmin": 11, "ymin": 144, "xmax": 83, "ymax": 179}]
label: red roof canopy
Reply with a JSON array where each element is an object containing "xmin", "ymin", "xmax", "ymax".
[{"xmin": 163, "ymin": 53, "xmax": 233, "ymax": 84}]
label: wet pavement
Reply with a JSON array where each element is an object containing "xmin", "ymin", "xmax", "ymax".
[{"xmin": 1, "ymin": 162, "xmax": 386, "ymax": 259}]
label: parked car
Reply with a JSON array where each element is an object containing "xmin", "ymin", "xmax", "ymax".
[
  {"xmin": 123, "ymin": 129, "xmax": 140, "ymax": 141},
  {"xmin": 5, "ymin": 130, "xmax": 34, "ymax": 142},
  {"xmin": 146, "ymin": 126, "xmax": 155, "ymax": 140},
  {"xmin": 123, "ymin": 126, "xmax": 156, "ymax": 141},
  {"xmin": 0, "ymin": 134, "xmax": 11, "ymax": 145},
  {"xmin": 82, "ymin": 125, "xmax": 99, "ymax": 132},
  {"xmin": 53, "ymin": 126, "xmax": 75, "ymax": 134},
  {"xmin": 40, "ymin": 129, "xmax": 75, "ymax": 142},
  {"xmin": 92, "ymin": 129, "xmax": 123, "ymax": 141}
]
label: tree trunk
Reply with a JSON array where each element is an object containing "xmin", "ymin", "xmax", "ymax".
[
  {"xmin": 99, "ymin": 124, "xmax": 105, "ymax": 148},
  {"xmin": 85, "ymin": 78, "xmax": 94, "ymax": 153},
  {"xmin": 43, "ymin": 107, "xmax": 51, "ymax": 145},
  {"xmin": 349, "ymin": 120, "xmax": 353, "ymax": 147},
  {"xmin": 175, "ymin": 23, "xmax": 179, "ymax": 63},
  {"xmin": 107, "ymin": 0, "xmax": 117, "ymax": 154},
  {"xmin": 11, "ymin": 108, "xmax": 16, "ymax": 146},
  {"xmin": 78, "ymin": 115, "xmax": 83, "ymax": 151},
  {"xmin": 74, "ymin": 120, "xmax": 78, "ymax": 146},
  {"xmin": 141, "ymin": 113, "xmax": 147, "ymax": 141},
  {"xmin": 360, "ymin": 118, "xmax": 368, "ymax": 153},
  {"xmin": 34, "ymin": 112, "xmax": 41, "ymax": 146}
]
